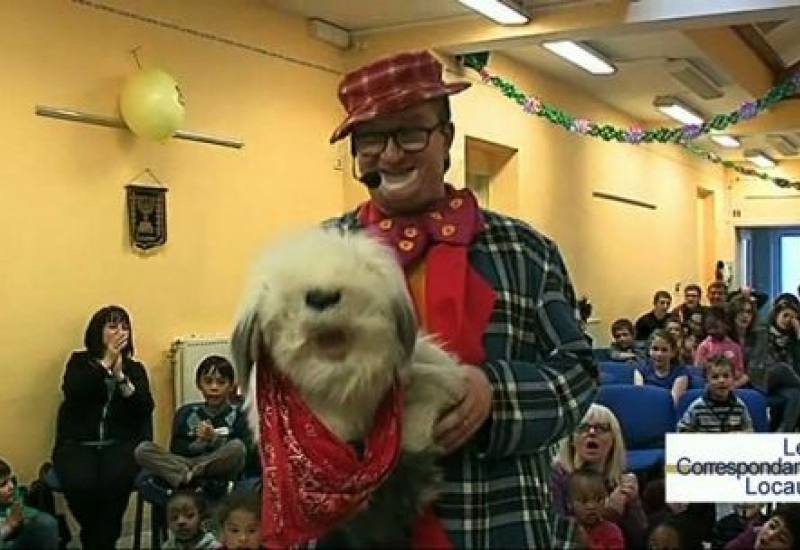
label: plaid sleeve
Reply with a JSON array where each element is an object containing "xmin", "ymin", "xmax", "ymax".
[
  {"xmin": 480, "ymin": 241, "xmax": 596, "ymax": 458},
  {"xmin": 551, "ymin": 514, "xmax": 581, "ymax": 549}
]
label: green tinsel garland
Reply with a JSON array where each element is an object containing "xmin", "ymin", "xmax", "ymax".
[{"xmin": 461, "ymin": 52, "xmax": 800, "ymax": 191}]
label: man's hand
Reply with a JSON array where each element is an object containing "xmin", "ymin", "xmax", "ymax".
[{"xmin": 433, "ymin": 365, "xmax": 493, "ymax": 454}]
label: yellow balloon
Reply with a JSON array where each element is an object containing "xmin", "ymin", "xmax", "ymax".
[{"xmin": 119, "ymin": 68, "xmax": 185, "ymax": 142}]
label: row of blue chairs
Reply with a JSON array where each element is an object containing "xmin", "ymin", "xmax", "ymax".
[
  {"xmin": 598, "ymin": 361, "xmax": 706, "ymax": 389},
  {"xmin": 595, "ymin": 385, "xmax": 769, "ymax": 474}
]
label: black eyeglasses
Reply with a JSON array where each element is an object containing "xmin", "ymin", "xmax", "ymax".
[
  {"xmin": 577, "ymin": 422, "xmax": 611, "ymax": 434},
  {"xmin": 352, "ymin": 122, "xmax": 445, "ymax": 156}
]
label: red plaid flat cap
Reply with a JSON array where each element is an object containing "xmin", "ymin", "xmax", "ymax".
[{"xmin": 329, "ymin": 51, "xmax": 471, "ymax": 143}]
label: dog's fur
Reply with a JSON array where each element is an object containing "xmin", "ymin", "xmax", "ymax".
[{"xmin": 231, "ymin": 227, "xmax": 465, "ymax": 545}]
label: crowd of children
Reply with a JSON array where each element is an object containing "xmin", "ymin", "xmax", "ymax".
[
  {"xmin": 164, "ymin": 488, "xmax": 261, "ymax": 550},
  {"xmin": 608, "ymin": 282, "xmax": 800, "ymax": 423},
  {"xmin": 154, "ymin": 355, "xmax": 262, "ymax": 549},
  {"xmin": 555, "ymin": 282, "xmax": 800, "ymax": 549}
]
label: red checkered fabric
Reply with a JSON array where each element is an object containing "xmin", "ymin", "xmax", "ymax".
[{"xmin": 330, "ymin": 51, "xmax": 470, "ymax": 143}]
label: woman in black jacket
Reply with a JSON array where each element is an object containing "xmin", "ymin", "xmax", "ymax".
[{"xmin": 52, "ymin": 305, "xmax": 154, "ymax": 549}]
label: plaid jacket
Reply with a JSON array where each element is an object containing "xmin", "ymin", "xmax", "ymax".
[{"xmin": 324, "ymin": 207, "xmax": 597, "ymax": 549}]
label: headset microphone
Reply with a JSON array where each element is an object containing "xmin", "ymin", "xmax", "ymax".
[{"xmin": 359, "ymin": 171, "xmax": 382, "ymax": 189}]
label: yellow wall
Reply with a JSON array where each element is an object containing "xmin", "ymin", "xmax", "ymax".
[
  {"xmin": 1, "ymin": 1, "xmax": 735, "ymax": 481},
  {"xmin": 453, "ymin": 54, "xmax": 726, "ymax": 344},
  {"xmin": 0, "ymin": 0, "xmax": 347, "ymax": 480}
]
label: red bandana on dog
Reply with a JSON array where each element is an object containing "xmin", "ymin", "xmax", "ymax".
[{"xmin": 256, "ymin": 364, "xmax": 403, "ymax": 548}]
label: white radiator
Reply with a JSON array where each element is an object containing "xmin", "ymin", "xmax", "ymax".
[{"xmin": 170, "ymin": 335, "xmax": 232, "ymax": 408}]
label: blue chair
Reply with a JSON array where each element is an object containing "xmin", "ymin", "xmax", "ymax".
[
  {"xmin": 596, "ymin": 385, "xmax": 675, "ymax": 473},
  {"xmin": 598, "ymin": 361, "xmax": 636, "ymax": 385},
  {"xmin": 675, "ymin": 388, "xmax": 769, "ymax": 433},
  {"xmin": 685, "ymin": 365, "xmax": 706, "ymax": 390},
  {"xmin": 593, "ymin": 347, "xmax": 612, "ymax": 362}
]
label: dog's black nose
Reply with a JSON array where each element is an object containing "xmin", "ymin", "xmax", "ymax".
[{"xmin": 305, "ymin": 289, "xmax": 341, "ymax": 311}]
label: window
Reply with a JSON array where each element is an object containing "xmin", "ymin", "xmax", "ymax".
[{"xmin": 780, "ymin": 235, "xmax": 800, "ymax": 295}]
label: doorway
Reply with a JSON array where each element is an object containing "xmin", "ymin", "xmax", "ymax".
[
  {"xmin": 696, "ymin": 187, "xmax": 716, "ymax": 288},
  {"xmin": 464, "ymin": 136, "xmax": 518, "ymax": 212},
  {"xmin": 736, "ymin": 225, "xmax": 800, "ymax": 299}
]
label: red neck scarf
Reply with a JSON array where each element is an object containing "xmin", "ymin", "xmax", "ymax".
[
  {"xmin": 358, "ymin": 186, "xmax": 496, "ymax": 366},
  {"xmin": 358, "ymin": 186, "xmax": 497, "ymax": 548},
  {"xmin": 257, "ymin": 365, "xmax": 403, "ymax": 548}
]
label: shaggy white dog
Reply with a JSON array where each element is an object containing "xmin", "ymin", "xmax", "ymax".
[{"xmin": 231, "ymin": 227, "xmax": 465, "ymax": 545}]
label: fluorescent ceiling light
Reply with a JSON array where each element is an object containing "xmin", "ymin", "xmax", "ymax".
[
  {"xmin": 653, "ymin": 96, "xmax": 704, "ymax": 126},
  {"xmin": 744, "ymin": 149, "xmax": 777, "ymax": 169},
  {"xmin": 458, "ymin": 0, "xmax": 529, "ymax": 25},
  {"xmin": 709, "ymin": 134, "xmax": 741, "ymax": 148},
  {"xmin": 542, "ymin": 41, "xmax": 616, "ymax": 75}
]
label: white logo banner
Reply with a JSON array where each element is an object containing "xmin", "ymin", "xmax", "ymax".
[{"xmin": 666, "ymin": 434, "xmax": 800, "ymax": 503}]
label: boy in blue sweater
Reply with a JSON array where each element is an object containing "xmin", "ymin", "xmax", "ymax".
[
  {"xmin": 136, "ymin": 356, "xmax": 252, "ymax": 490},
  {"xmin": 0, "ymin": 458, "xmax": 58, "ymax": 549}
]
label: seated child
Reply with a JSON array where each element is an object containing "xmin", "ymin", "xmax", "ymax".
[
  {"xmin": 687, "ymin": 310, "xmax": 706, "ymax": 341},
  {"xmin": 711, "ymin": 504, "xmax": 764, "ymax": 550},
  {"xmin": 634, "ymin": 330, "xmax": 689, "ymax": 404},
  {"xmin": 568, "ymin": 468, "xmax": 625, "ymax": 550},
  {"xmin": 219, "ymin": 490, "xmax": 261, "ymax": 550},
  {"xmin": 165, "ymin": 489, "xmax": 220, "ymax": 549},
  {"xmin": 648, "ymin": 518, "xmax": 683, "ymax": 550},
  {"xmin": 680, "ymin": 332, "xmax": 698, "ymax": 368},
  {"xmin": 609, "ymin": 319, "xmax": 645, "ymax": 363},
  {"xmin": 726, "ymin": 503, "xmax": 800, "ymax": 549},
  {"xmin": 695, "ymin": 307, "xmax": 747, "ymax": 387},
  {"xmin": 649, "ymin": 514, "xmax": 710, "ymax": 550},
  {"xmin": 136, "ymin": 356, "xmax": 250, "ymax": 490},
  {"xmin": 677, "ymin": 355, "xmax": 754, "ymax": 433},
  {"xmin": 665, "ymin": 316, "xmax": 683, "ymax": 344},
  {"xmin": 0, "ymin": 458, "xmax": 59, "ymax": 550}
]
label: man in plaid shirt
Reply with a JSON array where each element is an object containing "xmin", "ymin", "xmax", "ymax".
[{"xmin": 325, "ymin": 50, "xmax": 596, "ymax": 548}]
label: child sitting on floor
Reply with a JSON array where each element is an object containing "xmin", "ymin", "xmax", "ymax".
[
  {"xmin": 725, "ymin": 503, "xmax": 800, "ymax": 549},
  {"xmin": 164, "ymin": 489, "xmax": 220, "ymax": 549},
  {"xmin": 569, "ymin": 468, "xmax": 625, "ymax": 550},
  {"xmin": 0, "ymin": 458, "xmax": 59, "ymax": 549},
  {"xmin": 136, "ymin": 356, "xmax": 251, "ymax": 493},
  {"xmin": 218, "ymin": 490, "xmax": 261, "ymax": 550}
]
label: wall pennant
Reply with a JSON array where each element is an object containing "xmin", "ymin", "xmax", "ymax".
[{"xmin": 126, "ymin": 169, "xmax": 168, "ymax": 251}]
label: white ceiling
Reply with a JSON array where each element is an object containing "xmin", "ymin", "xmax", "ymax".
[
  {"xmin": 264, "ymin": 0, "xmax": 800, "ymax": 161},
  {"xmin": 504, "ymin": 31, "xmax": 759, "ymax": 151},
  {"xmin": 263, "ymin": 0, "xmax": 605, "ymax": 31},
  {"xmin": 264, "ymin": 0, "xmax": 473, "ymax": 31},
  {"xmin": 761, "ymin": 19, "xmax": 800, "ymax": 65}
]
